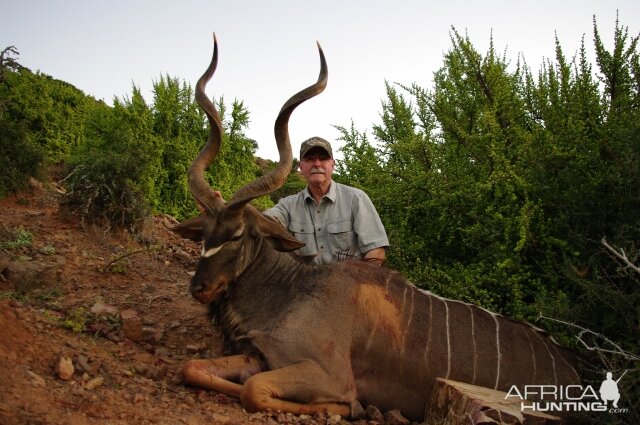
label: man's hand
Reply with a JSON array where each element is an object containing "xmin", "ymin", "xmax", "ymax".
[{"xmin": 363, "ymin": 247, "xmax": 386, "ymax": 266}]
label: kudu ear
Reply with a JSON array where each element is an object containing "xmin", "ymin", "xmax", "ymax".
[
  {"xmin": 171, "ymin": 215, "xmax": 208, "ymax": 242},
  {"xmin": 255, "ymin": 214, "xmax": 305, "ymax": 252}
]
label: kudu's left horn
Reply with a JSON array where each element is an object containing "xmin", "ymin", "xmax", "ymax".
[{"xmin": 189, "ymin": 33, "xmax": 225, "ymax": 213}]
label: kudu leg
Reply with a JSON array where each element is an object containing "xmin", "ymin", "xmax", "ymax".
[
  {"xmin": 182, "ymin": 354, "xmax": 263, "ymax": 398},
  {"xmin": 240, "ymin": 361, "xmax": 361, "ymax": 418}
]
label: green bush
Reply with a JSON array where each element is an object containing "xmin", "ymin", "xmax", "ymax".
[
  {"xmin": 0, "ymin": 113, "xmax": 45, "ymax": 197},
  {"xmin": 64, "ymin": 100, "xmax": 154, "ymax": 229}
]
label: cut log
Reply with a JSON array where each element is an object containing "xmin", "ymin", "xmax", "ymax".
[{"xmin": 426, "ymin": 378, "xmax": 564, "ymax": 425}]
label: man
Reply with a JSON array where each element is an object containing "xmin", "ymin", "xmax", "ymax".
[
  {"xmin": 264, "ymin": 137, "xmax": 389, "ymax": 265},
  {"xmin": 599, "ymin": 372, "xmax": 621, "ymax": 408}
]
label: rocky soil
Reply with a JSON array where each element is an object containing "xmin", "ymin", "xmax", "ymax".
[{"xmin": 0, "ymin": 181, "xmax": 416, "ymax": 425}]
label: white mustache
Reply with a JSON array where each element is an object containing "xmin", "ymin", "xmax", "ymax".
[{"xmin": 310, "ymin": 167, "xmax": 326, "ymax": 174}]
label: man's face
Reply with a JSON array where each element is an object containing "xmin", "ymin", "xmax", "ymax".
[{"xmin": 299, "ymin": 148, "xmax": 335, "ymax": 186}]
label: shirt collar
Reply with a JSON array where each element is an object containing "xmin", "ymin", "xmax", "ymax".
[{"xmin": 304, "ymin": 181, "xmax": 337, "ymax": 203}]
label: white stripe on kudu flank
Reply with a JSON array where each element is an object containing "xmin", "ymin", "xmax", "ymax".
[
  {"xmin": 424, "ymin": 294, "xmax": 433, "ymax": 367},
  {"xmin": 445, "ymin": 299, "xmax": 451, "ymax": 379},
  {"xmin": 524, "ymin": 328, "xmax": 537, "ymax": 382},
  {"xmin": 493, "ymin": 312, "xmax": 501, "ymax": 389},
  {"xmin": 468, "ymin": 304, "xmax": 477, "ymax": 384},
  {"xmin": 402, "ymin": 289, "xmax": 415, "ymax": 352},
  {"xmin": 536, "ymin": 332, "xmax": 558, "ymax": 385},
  {"xmin": 550, "ymin": 339, "xmax": 580, "ymax": 382}
]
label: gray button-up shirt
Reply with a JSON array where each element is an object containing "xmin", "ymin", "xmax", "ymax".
[{"xmin": 264, "ymin": 182, "xmax": 389, "ymax": 264}]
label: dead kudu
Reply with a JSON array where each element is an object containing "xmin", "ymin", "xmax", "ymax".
[{"xmin": 172, "ymin": 36, "xmax": 580, "ymax": 422}]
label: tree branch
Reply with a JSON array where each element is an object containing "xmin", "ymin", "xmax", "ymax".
[
  {"xmin": 601, "ymin": 237, "xmax": 640, "ymax": 275},
  {"xmin": 537, "ymin": 314, "xmax": 639, "ymax": 361}
]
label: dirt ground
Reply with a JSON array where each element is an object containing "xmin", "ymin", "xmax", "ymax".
[{"xmin": 0, "ymin": 182, "xmax": 388, "ymax": 425}]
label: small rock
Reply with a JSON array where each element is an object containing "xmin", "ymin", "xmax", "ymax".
[
  {"xmin": 8, "ymin": 260, "xmax": 60, "ymax": 295},
  {"xmin": 55, "ymin": 354, "xmax": 74, "ymax": 381},
  {"xmin": 75, "ymin": 354, "xmax": 93, "ymax": 374},
  {"xmin": 26, "ymin": 370, "xmax": 46, "ymax": 387},
  {"xmin": 105, "ymin": 331, "xmax": 122, "ymax": 342},
  {"xmin": 185, "ymin": 415, "xmax": 202, "ymax": 425},
  {"xmin": 173, "ymin": 247, "xmax": 193, "ymax": 263},
  {"xmin": 133, "ymin": 362, "xmax": 163, "ymax": 380},
  {"xmin": 383, "ymin": 409, "xmax": 409, "ymax": 425},
  {"xmin": 142, "ymin": 326, "xmax": 163, "ymax": 344},
  {"xmin": 84, "ymin": 375, "xmax": 104, "ymax": 390},
  {"xmin": 211, "ymin": 413, "xmax": 231, "ymax": 423},
  {"xmin": 162, "ymin": 215, "xmax": 180, "ymax": 228},
  {"xmin": 28, "ymin": 176, "xmax": 44, "ymax": 190},
  {"xmin": 186, "ymin": 344, "xmax": 205, "ymax": 354},
  {"xmin": 133, "ymin": 392, "xmax": 146, "ymax": 403},
  {"xmin": 120, "ymin": 309, "xmax": 143, "ymax": 342},
  {"xmin": 366, "ymin": 405, "xmax": 384, "ymax": 423},
  {"xmin": 327, "ymin": 414, "xmax": 343, "ymax": 425},
  {"xmin": 90, "ymin": 301, "xmax": 118, "ymax": 316}
]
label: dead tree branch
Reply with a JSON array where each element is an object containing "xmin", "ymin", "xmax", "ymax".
[
  {"xmin": 100, "ymin": 246, "xmax": 160, "ymax": 272},
  {"xmin": 537, "ymin": 314, "xmax": 639, "ymax": 362},
  {"xmin": 601, "ymin": 237, "xmax": 640, "ymax": 276}
]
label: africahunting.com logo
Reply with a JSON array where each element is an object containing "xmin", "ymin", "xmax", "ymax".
[{"xmin": 505, "ymin": 371, "xmax": 629, "ymax": 414}]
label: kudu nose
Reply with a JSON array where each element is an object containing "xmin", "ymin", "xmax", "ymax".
[{"xmin": 190, "ymin": 277, "xmax": 204, "ymax": 296}]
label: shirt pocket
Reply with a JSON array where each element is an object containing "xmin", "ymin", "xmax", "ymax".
[
  {"xmin": 327, "ymin": 219, "xmax": 355, "ymax": 254},
  {"xmin": 288, "ymin": 220, "xmax": 315, "ymax": 255},
  {"xmin": 288, "ymin": 220, "xmax": 314, "ymax": 242}
]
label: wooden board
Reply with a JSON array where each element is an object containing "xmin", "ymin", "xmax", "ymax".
[{"xmin": 425, "ymin": 378, "xmax": 564, "ymax": 424}]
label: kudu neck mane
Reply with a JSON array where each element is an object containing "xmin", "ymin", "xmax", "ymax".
[{"xmin": 210, "ymin": 235, "xmax": 323, "ymax": 355}]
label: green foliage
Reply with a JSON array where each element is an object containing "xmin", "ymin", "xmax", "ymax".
[
  {"xmin": 337, "ymin": 19, "xmax": 640, "ymax": 418},
  {"xmin": 62, "ymin": 74, "xmax": 265, "ymax": 227},
  {"xmin": 0, "ymin": 112, "xmax": 45, "ymax": 197},
  {"xmin": 0, "ymin": 227, "xmax": 34, "ymax": 250},
  {"xmin": 203, "ymin": 97, "xmax": 271, "ymax": 211},
  {"xmin": 1, "ymin": 46, "xmax": 102, "ymax": 196},
  {"xmin": 64, "ymin": 92, "xmax": 155, "ymax": 229},
  {"xmin": 2, "ymin": 45, "xmax": 266, "ymax": 225},
  {"xmin": 337, "ymin": 17, "xmax": 640, "ymax": 348},
  {"xmin": 44, "ymin": 307, "xmax": 88, "ymax": 333},
  {"xmin": 1, "ymin": 63, "xmax": 94, "ymax": 163},
  {"xmin": 260, "ymin": 157, "xmax": 305, "ymax": 206},
  {"xmin": 0, "ymin": 49, "xmax": 46, "ymax": 196}
]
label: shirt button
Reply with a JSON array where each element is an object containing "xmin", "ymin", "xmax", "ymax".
[
  {"xmin": 317, "ymin": 227, "xmax": 321, "ymax": 231},
  {"xmin": 316, "ymin": 210, "xmax": 320, "ymax": 214}
]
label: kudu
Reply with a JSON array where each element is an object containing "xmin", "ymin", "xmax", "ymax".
[{"xmin": 173, "ymin": 36, "xmax": 580, "ymax": 421}]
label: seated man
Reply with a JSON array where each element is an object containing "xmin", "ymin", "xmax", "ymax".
[{"xmin": 264, "ymin": 137, "xmax": 389, "ymax": 265}]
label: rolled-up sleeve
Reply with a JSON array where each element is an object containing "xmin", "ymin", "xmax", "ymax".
[{"xmin": 352, "ymin": 192, "xmax": 389, "ymax": 253}]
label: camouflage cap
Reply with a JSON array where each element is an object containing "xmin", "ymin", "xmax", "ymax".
[{"xmin": 299, "ymin": 137, "xmax": 333, "ymax": 159}]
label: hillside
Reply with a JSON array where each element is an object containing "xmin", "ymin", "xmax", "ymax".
[{"xmin": 0, "ymin": 181, "xmax": 361, "ymax": 425}]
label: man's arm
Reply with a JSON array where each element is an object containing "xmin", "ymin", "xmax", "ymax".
[
  {"xmin": 363, "ymin": 247, "xmax": 386, "ymax": 265},
  {"xmin": 263, "ymin": 200, "xmax": 290, "ymax": 228},
  {"xmin": 352, "ymin": 191, "xmax": 389, "ymax": 264}
]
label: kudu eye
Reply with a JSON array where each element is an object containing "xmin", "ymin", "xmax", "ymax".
[{"xmin": 229, "ymin": 228, "xmax": 244, "ymax": 241}]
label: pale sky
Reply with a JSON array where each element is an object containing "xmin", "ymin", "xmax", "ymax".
[{"xmin": 3, "ymin": 1, "xmax": 639, "ymax": 160}]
